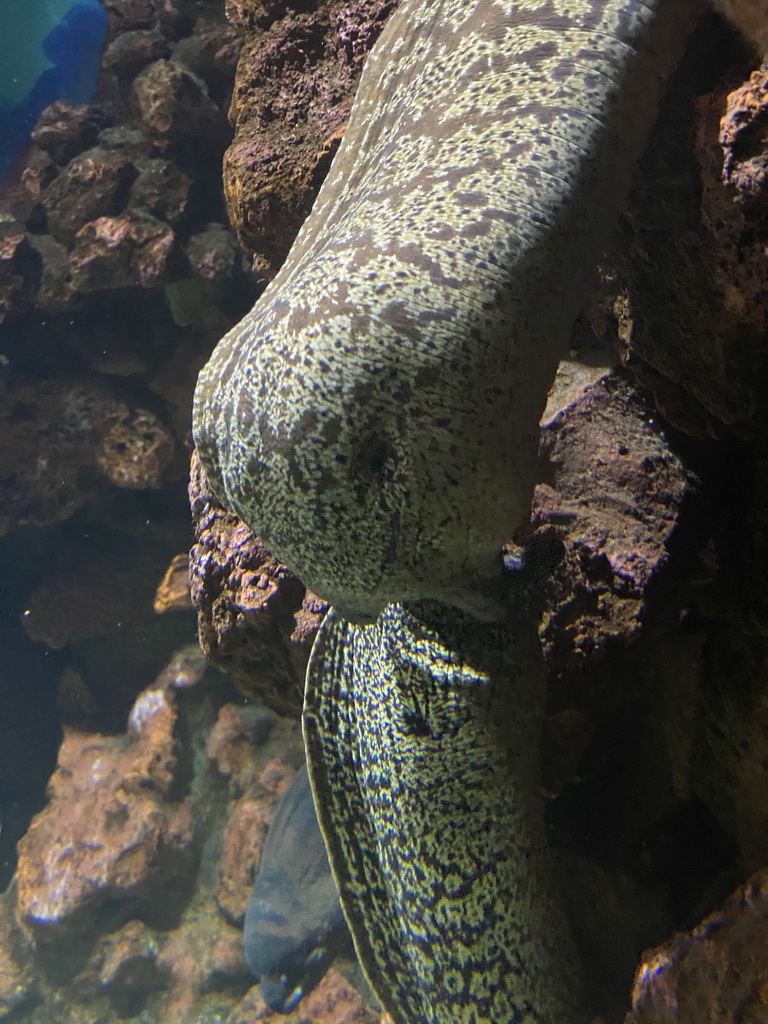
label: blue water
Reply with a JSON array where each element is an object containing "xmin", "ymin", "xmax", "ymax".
[{"xmin": 0, "ymin": 0, "xmax": 108, "ymax": 182}]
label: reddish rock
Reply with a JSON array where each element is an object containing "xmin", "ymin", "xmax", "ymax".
[
  {"xmin": 227, "ymin": 968, "xmax": 380, "ymax": 1024},
  {"xmin": 626, "ymin": 867, "xmax": 768, "ymax": 1024},
  {"xmin": 16, "ymin": 681, "xmax": 194, "ymax": 949},
  {"xmin": 0, "ymin": 215, "xmax": 40, "ymax": 322},
  {"xmin": 133, "ymin": 59, "xmax": 224, "ymax": 146},
  {"xmin": 30, "ymin": 101, "xmax": 113, "ymax": 166},
  {"xmin": 69, "ymin": 210, "xmax": 177, "ymax": 290},
  {"xmin": 154, "ymin": 553, "xmax": 194, "ymax": 613},
  {"xmin": 189, "ymin": 451, "xmax": 310, "ymax": 717},
  {"xmin": 96, "ymin": 406, "xmax": 174, "ymax": 488},
  {"xmin": 0, "ymin": 376, "xmax": 173, "ymax": 533},
  {"xmin": 42, "ymin": 149, "xmax": 138, "ymax": 245},
  {"xmin": 223, "ymin": 0, "xmax": 397, "ymax": 273},
  {"xmin": 216, "ymin": 796, "xmax": 271, "ymax": 926},
  {"xmin": 129, "ymin": 158, "xmax": 192, "ymax": 227}
]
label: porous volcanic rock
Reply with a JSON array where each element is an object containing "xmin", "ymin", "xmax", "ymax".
[
  {"xmin": 222, "ymin": 0, "xmax": 398, "ymax": 274},
  {"xmin": 189, "ymin": 450, "xmax": 319, "ymax": 717}
]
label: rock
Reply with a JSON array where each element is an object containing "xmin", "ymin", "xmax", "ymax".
[
  {"xmin": 532, "ymin": 372, "xmax": 691, "ymax": 790},
  {"xmin": 41, "ymin": 148, "xmax": 138, "ymax": 246},
  {"xmin": 189, "ymin": 451, "xmax": 312, "ymax": 717},
  {"xmin": 226, "ymin": 968, "xmax": 380, "ymax": 1024},
  {"xmin": 102, "ymin": 28, "xmax": 170, "ymax": 80},
  {"xmin": 626, "ymin": 867, "xmax": 768, "ymax": 1024},
  {"xmin": 0, "ymin": 888, "xmax": 32, "ymax": 1016},
  {"xmin": 133, "ymin": 59, "xmax": 224, "ymax": 147},
  {"xmin": 207, "ymin": 704, "xmax": 281, "ymax": 790},
  {"xmin": 171, "ymin": 19, "xmax": 242, "ymax": 99},
  {"xmin": 216, "ymin": 796, "xmax": 271, "ymax": 926},
  {"xmin": 154, "ymin": 553, "xmax": 194, "ymax": 613},
  {"xmin": 69, "ymin": 210, "xmax": 177, "ymax": 290},
  {"xmin": 30, "ymin": 101, "xmax": 112, "ymax": 166},
  {"xmin": 0, "ymin": 215, "xmax": 40, "ymax": 322},
  {"xmin": 0, "ymin": 376, "xmax": 173, "ymax": 533},
  {"xmin": 16, "ymin": 681, "xmax": 194, "ymax": 954},
  {"xmin": 186, "ymin": 222, "xmax": 241, "ymax": 283},
  {"xmin": 223, "ymin": 0, "xmax": 396, "ymax": 273},
  {"xmin": 597, "ymin": 32, "xmax": 768, "ymax": 437},
  {"xmin": 30, "ymin": 233, "xmax": 78, "ymax": 310},
  {"xmin": 130, "ymin": 157, "xmax": 192, "ymax": 226},
  {"xmin": 96, "ymin": 406, "xmax": 174, "ymax": 489}
]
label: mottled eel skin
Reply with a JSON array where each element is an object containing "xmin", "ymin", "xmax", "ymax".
[{"xmin": 193, "ymin": 1, "xmax": 702, "ymax": 1021}]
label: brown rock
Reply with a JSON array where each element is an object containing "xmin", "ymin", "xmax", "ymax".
[
  {"xmin": 207, "ymin": 704, "xmax": 279, "ymax": 789},
  {"xmin": 154, "ymin": 553, "xmax": 194, "ymax": 613},
  {"xmin": 597, "ymin": 36, "xmax": 768, "ymax": 437},
  {"xmin": 129, "ymin": 157, "xmax": 192, "ymax": 226},
  {"xmin": 42, "ymin": 149, "xmax": 138, "ymax": 246},
  {"xmin": 96, "ymin": 406, "xmax": 174, "ymax": 488},
  {"xmin": 133, "ymin": 59, "xmax": 224, "ymax": 146},
  {"xmin": 102, "ymin": 28, "xmax": 170, "ymax": 79},
  {"xmin": 0, "ymin": 887, "xmax": 33, "ymax": 1016},
  {"xmin": 97, "ymin": 920, "xmax": 166, "ymax": 1014},
  {"xmin": 30, "ymin": 233, "xmax": 78, "ymax": 310},
  {"xmin": 537, "ymin": 374, "xmax": 689, "ymax": 675},
  {"xmin": 0, "ymin": 376, "xmax": 171, "ymax": 533},
  {"xmin": 0, "ymin": 215, "xmax": 40, "ymax": 322},
  {"xmin": 216, "ymin": 796, "xmax": 271, "ymax": 926},
  {"xmin": 69, "ymin": 210, "xmax": 177, "ymax": 290},
  {"xmin": 223, "ymin": 0, "xmax": 397, "ymax": 273},
  {"xmin": 532, "ymin": 373, "xmax": 691, "ymax": 789},
  {"xmin": 172, "ymin": 19, "xmax": 242, "ymax": 98},
  {"xmin": 720, "ymin": 67, "xmax": 768, "ymax": 210},
  {"xmin": 16, "ymin": 681, "xmax": 194, "ymax": 949},
  {"xmin": 186, "ymin": 222, "xmax": 240, "ymax": 283},
  {"xmin": 626, "ymin": 866, "xmax": 768, "ymax": 1024},
  {"xmin": 189, "ymin": 451, "xmax": 312, "ymax": 716},
  {"xmin": 30, "ymin": 101, "xmax": 112, "ymax": 166},
  {"xmin": 227, "ymin": 967, "xmax": 380, "ymax": 1024}
]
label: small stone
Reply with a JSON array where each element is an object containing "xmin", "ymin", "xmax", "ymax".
[{"xmin": 154, "ymin": 553, "xmax": 193, "ymax": 613}]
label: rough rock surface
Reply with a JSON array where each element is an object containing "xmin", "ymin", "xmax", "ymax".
[
  {"xmin": 597, "ymin": 20, "xmax": 768, "ymax": 438},
  {"xmin": 0, "ymin": 376, "xmax": 175, "ymax": 535},
  {"xmin": 222, "ymin": 0, "xmax": 398, "ymax": 275},
  {"xmin": 626, "ymin": 867, "xmax": 768, "ymax": 1024},
  {"xmin": 189, "ymin": 449, "xmax": 323, "ymax": 717}
]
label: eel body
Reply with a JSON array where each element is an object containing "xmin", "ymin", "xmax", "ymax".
[
  {"xmin": 193, "ymin": 0, "xmax": 701, "ymax": 624},
  {"xmin": 192, "ymin": 0, "xmax": 704, "ymax": 1021},
  {"xmin": 243, "ymin": 764, "xmax": 350, "ymax": 1012},
  {"xmin": 303, "ymin": 600, "xmax": 578, "ymax": 1023}
]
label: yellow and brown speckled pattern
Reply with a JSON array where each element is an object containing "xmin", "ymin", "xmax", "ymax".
[
  {"xmin": 193, "ymin": 0, "xmax": 701, "ymax": 622},
  {"xmin": 304, "ymin": 601, "xmax": 579, "ymax": 1024},
  {"xmin": 193, "ymin": 1, "xmax": 707, "ymax": 1021}
]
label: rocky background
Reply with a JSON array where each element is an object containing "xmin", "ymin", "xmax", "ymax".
[{"xmin": 0, "ymin": 1, "xmax": 766, "ymax": 1023}]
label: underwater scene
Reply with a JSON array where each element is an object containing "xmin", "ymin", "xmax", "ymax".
[{"xmin": 0, "ymin": 0, "xmax": 767, "ymax": 1023}]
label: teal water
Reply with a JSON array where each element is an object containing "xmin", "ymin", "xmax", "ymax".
[{"xmin": 0, "ymin": 0, "xmax": 108, "ymax": 179}]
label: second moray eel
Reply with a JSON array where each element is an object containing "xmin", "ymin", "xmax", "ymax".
[{"xmin": 194, "ymin": 0, "xmax": 705, "ymax": 1021}]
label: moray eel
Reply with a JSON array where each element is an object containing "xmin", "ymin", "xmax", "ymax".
[
  {"xmin": 193, "ymin": 0, "xmax": 702, "ymax": 1021},
  {"xmin": 244, "ymin": 764, "xmax": 350, "ymax": 1013}
]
